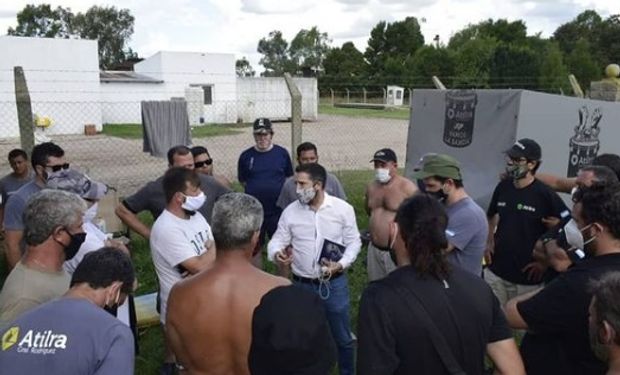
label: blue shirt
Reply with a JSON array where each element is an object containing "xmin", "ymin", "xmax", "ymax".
[
  {"xmin": 4, "ymin": 180, "xmax": 43, "ymax": 231},
  {"xmin": 0, "ymin": 298, "xmax": 135, "ymax": 375},
  {"xmin": 445, "ymin": 197, "xmax": 488, "ymax": 276},
  {"xmin": 238, "ymin": 145, "xmax": 293, "ymax": 216}
]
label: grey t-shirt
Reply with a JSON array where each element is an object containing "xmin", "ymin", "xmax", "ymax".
[
  {"xmin": 276, "ymin": 172, "xmax": 347, "ymax": 209},
  {"xmin": 445, "ymin": 197, "xmax": 488, "ymax": 276},
  {"xmin": 3, "ymin": 180, "xmax": 42, "ymax": 231},
  {"xmin": 0, "ymin": 171, "xmax": 34, "ymax": 206},
  {"xmin": 123, "ymin": 173, "xmax": 230, "ymax": 222},
  {"xmin": 0, "ymin": 298, "xmax": 134, "ymax": 374}
]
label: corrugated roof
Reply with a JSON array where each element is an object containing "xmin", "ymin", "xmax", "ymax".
[{"xmin": 100, "ymin": 71, "xmax": 163, "ymax": 84}]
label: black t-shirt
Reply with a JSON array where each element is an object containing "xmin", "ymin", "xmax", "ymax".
[
  {"xmin": 122, "ymin": 174, "xmax": 231, "ymax": 222},
  {"xmin": 357, "ymin": 266, "xmax": 512, "ymax": 375},
  {"xmin": 517, "ymin": 253, "xmax": 620, "ymax": 375},
  {"xmin": 487, "ymin": 178, "xmax": 569, "ymax": 285}
]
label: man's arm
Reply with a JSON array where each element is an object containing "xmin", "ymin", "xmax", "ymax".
[
  {"xmin": 267, "ymin": 212, "xmax": 291, "ymax": 262},
  {"xmin": 337, "ymin": 204, "xmax": 362, "ymax": 270},
  {"xmin": 505, "ymin": 288, "xmax": 543, "ymax": 329},
  {"xmin": 486, "ymin": 338, "xmax": 526, "ymax": 375},
  {"xmin": 485, "ymin": 214, "xmax": 499, "ymax": 263},
  {"xmin": 4, "ymin": 230, "xmax": 22, "ymax": 269},
  {"xmin": 178, "ymin": 245, "xmax": 215, "ymax": 275},
  {"xmin": 537, "ymin": 173, "xmax": 576, "ymax": 194},
  {"xmin": 165, "ymin": 287, "xmax": 192, "ymax": 373},
  {"xmin": 115, "ymin": 203, "xmax": 151, "ymax": 239}
]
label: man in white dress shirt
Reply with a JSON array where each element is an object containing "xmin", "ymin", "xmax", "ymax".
[{"xmin": 268, "ymin": 163, "xmax": 361, "ymax": 375}]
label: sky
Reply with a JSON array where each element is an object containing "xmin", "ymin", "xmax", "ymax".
[{"xmin": 0, "ymin": 0, "xmax": 617, "ymax": 72}]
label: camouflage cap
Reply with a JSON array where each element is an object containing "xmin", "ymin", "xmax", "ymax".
[{"xmin": 46, "ymin": 169, "xmax": 108, "ymax": 201}]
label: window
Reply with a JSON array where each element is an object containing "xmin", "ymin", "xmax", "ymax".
[
  {"xmin": 396, "ymin": 90, "xmax": 402, "ymax": 99},
  {"xmin": 190, "ymin": 84, "xmax": 213, "ymax": 105}
]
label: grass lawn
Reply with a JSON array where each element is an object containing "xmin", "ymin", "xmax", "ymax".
[
  {"xmin": 319, "ymin": 103, "xmax": 410, "ymax": 120},
  {"xmin": 101, "ymin": 123, "xmax": 251, "ymax": 140}
]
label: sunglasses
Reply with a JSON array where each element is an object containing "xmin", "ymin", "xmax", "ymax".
[
  {"xmin": 46, "ymin": 163, "xmax": 70, "ymax": 172},
  {"xmin": 194, "ymin": 159, "xmax": 213, "ymax": 168}
]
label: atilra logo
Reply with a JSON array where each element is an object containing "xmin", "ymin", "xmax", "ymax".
[
  {"xmin": 517, "ymin": 203, "xmax": 536, "ymax": 212},
  {"xmin": 2, "ymin": 327, "xmax": 68, "ymax": 354}
]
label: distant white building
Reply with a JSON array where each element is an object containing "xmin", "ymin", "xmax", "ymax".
[{"xmin": 0, "ymin": 36, "xmax": 318, "ymax": 138}]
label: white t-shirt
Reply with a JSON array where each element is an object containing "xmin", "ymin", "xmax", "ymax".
[{"xmin": 150, "ymin": 209, "xmax": 212, "ymax": 324}]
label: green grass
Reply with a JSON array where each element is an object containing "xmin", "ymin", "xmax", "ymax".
[
  {"xmin": 101, "ymin": 123, "xmax": 250, "ymax": 140},
  {"xmin": 319, "ymin": 103, "xmax": 410, "ymax": 120}
]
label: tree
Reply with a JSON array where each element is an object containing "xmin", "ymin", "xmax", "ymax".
[
  {"xmin": 553, "ymin": 10, "xmax": 603, "ymax": 57},
  {"xmin": 7, "ymin": 4, "xmax": 73, "ymax": 38},
  {"xmin": 321, "ymin": 42, "xmax": 367, "ymax": 88},
  {"xmin": 490, "ymin": 44, "xmax": 540, "ymax": 89},
  {"xmin": 448, "ymin": 19, "xmax": 527, "ymax": 48},
  {"xmin": 289, "ymin": 26, "xmax": 331, "ymax": 76},
  {"xmin": 453, "ymin": 37, "xmax": 497, "ymax": 88},
  {"xmin": 598, "ymin": 14, "xmax": 620, "ymax": 65},
  {"xmin": 566, "ymin": 38, "xmax": 601, "ymax": 93},
  {"xmin": 236, "ymin": 57, "xmax": 255, "ymax": 77},
  {"xmin": 538, "ymin": 42, "xmax": 571, "ymax": 94},
  {"xmin": 365, "ymin": 17, "xmax": 424, "ymax": 79},
  {"xmin": 409, "ymin": 46, "xmax": 455, "ymax": 87},
  {"xmin": 72, "ymin": 6, "xmax": 135, "ymax": 69},
  {"xmin": 257, "ymin": 30, "xmax": 295, "ymax": 76}
]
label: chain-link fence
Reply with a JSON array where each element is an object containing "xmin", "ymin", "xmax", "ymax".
[{"xmin": 0, "ymin": 68, "xmax": 412, "ymax": 198}]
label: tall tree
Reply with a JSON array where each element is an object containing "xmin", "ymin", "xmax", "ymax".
[
  {"xmin": 598, "ymin": 14, "xmax": 620, "ymax": 65},
  {"xmin": 553, "ymin": 10, "xmax": 603, "ymax": 57},
  {"xmin": 7, "ymin": 4, "xmax": 74, "ymax": 38},
  {"xmin": 365, "ymin": 17, "xmax": 424, "ymax": 79},
  {"xmin": 566, "ymin": 38, "xmax": 601, "ymax": 93},
  {"xmin": 409, "ymin": 46, "xmax": 455, "ymax": 87},
  {"xmin": 321, "ymin": 42, "xmax": 367, "ymax": 88},
  {"xmin": 236, "ymin": 57, "xmax": 256, "ymax": 77},
  {"xmin": 448, "ymin": 19, "xmax": 527, "ymax": 48},
  {"xmin": 490, "ymin": 44, "xmax": 540, "ymax": 89},
  {"xmin": 452, "ymin": 37, "xmax": 497, "ymax": 88},
  {"xmin": 72, "ymin": 6, "xmax": 135, "ymax": 69},
  {"xmin": 257, "ymin": 30, "xmax": 294, "ymax": 76},
  {"xmin": 289, "ymin": 26, "xmax": 331, "ymax": 76},
  {"xmin": 538, "ymin": 42, "xmax": 571, "ymax": 94}
]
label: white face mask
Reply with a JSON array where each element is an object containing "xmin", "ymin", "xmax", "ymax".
[
  {"xmin": 182, "ymin": 192, "xmax": 206, "ymax": 212},
  {"xmin": 375, "ymin": 168, "xmax": 391, "ymax": 183},
  {"xmin": 563, "ymin": 218, "xmax": 595, "ymax": 250},
  {"xmin": 83, "ymin": 202, "xmax": 98, "ymax": 223},
  {"xmin": 296, "ymin": 187, "xmax": 316, "ymax": 205}
]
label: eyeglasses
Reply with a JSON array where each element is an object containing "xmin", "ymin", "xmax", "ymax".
[
  {"xmin": 506, "ymin": 156, "xmax": 527, "ymax": 164},
  {"xmin": 194, "ymin": 160, "xmax": 213, "ymax": 168},
  {"xmin": 46, "ymin": 163, "xmax": 70, "ymax": 172}
]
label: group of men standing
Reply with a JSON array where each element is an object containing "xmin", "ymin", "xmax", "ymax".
[{"xmin": 2, "ymin": 117, "xmax": 620, "ymax": 375}]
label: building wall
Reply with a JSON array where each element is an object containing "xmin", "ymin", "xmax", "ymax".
[
  {"xmin": 0, "ymin": 36, "xmax": 102, "ymax": 137},
  {"xmin": 236, "ymin": 77, "xmax": 318, "ymax": 122},
  {"xmin": 100, "ymin": 82, "xmax": 170, "ymax": 124},
  {"xmin": 135, "ymin": 52, "xmax": 237, "ymax": 123}
]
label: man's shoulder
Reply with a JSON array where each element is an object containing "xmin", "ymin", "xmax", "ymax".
[{"xmin": 239, "ymin": 146, "xmax": 257, "ymax": 159}]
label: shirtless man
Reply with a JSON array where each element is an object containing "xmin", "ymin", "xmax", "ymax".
[
  {"xmin": 166, "ymin": 192, "xmax": 290, "ymax": 375},
  {"xmin": 365, "ymin": 148, "xmax": 418, "ymax": 281}
]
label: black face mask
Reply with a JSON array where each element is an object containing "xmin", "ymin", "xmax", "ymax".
[
  {"xmin": 428, "ymin": 188, "xmax": 448, "ymax": 202},
  {"xmin": 63, "ymin": 231, "xmax": 87, "ymax": 260}
]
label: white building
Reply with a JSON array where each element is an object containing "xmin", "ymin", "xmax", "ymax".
[
  {"xmin": 0, "ymin": 36, "xmax": 102, "ymax": 137},
  {"xmin": 0, "ymin": 36, "xmax": 318, "ymax": 138}
]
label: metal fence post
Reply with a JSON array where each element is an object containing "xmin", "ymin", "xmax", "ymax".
[
  {"xmin": 346, "ymin": 89, "xmax": 350, "ymax": 103},
  {"xmin": 14, "ymin": 67, "xmax": 35, "ymax": 155},
  {"xmin": 330, "ymin": 88, "xmax": 334, "ymax": 106},
  {"xmin": 284, "ymin": 74, "xmax": 302, "ymax": 163},
  {"xmin": 363, "ymin": 88, "xmax": 367, "ymax": 103}
]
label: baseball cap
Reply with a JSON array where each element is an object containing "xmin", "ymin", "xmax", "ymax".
[
  {"xmin": 412, "ymin": 153, "xmax": 463, "ymax": 180},
  {"xmin": 253, "ymin": 118, "xmax": 273, "ymax": 134},
  {"xmin": 505, "ymin": 138, "xmax": 542, "ymax": 161},
  {"xmin": 248, "ymin": 285, "xmax": 337, "ymax": 375},
  {"xmin": 370, "ymin": 148, "xmax": 397, "ymax": 163},
  {"xmin": 46, "ymin": 169, "xmax": 108, "ymax": 200}
]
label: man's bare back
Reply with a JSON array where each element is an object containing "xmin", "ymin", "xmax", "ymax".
[
  {"xmin": 366, "ymin": 175, "xmax": 417, "ymax": 247},
  {"xmin": 166, "ymin": 253, "xmax": 290, "ymax": 375}
]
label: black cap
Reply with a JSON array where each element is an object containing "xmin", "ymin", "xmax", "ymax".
[
  {"xmin": 505, "ymin": 138, "xmax": 541, "ymax": 160},
  {"xmin": 248, "ymin": 285, "xmax": 337, "ymax": 375},
  {"xmin": 253, "ymin": 118, "xmax": 273, "ymax": 134},
  {"xmin": 370, "ymin": 148, "xmax": 397, "ymax": 163}
]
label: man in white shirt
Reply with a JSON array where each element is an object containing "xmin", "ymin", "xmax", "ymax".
[
  {"xmin": 268, "ymin": 163, "xmax": 361, "ymax": 375},
  {"xmin": 150, "ymin": 167, "xmax": 215, "ymax": 374}
]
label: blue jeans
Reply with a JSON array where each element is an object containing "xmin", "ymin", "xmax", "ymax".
[{"xmin": 294, "ymin": 275, "xmax": 355, "ymax": 375}]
